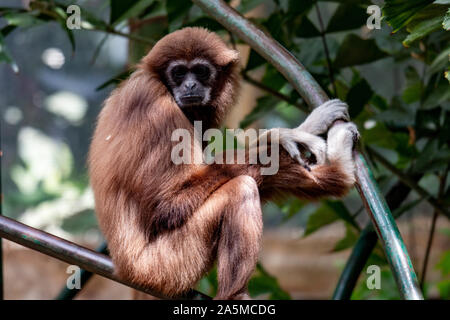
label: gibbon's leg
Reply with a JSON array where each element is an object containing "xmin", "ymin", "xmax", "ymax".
[
  {"xmin": 215, "ymin": 176, "xmax": 262, "ymax": 300},
  {"xmin": 114, "ymin": 175, "xmax": 261, "ymax": 300},
  {"xmin": 193, "ymin": 175, "xmax": 263, "ymax": 300}
]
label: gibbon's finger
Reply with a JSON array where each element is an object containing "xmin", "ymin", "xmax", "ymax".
[
  {"xmin": 298, "ymin": 99, "xmax": 350, "ymax": 135},
  {"xmin": 295, "ymin": 154, "xmax": 311, "ymax": 171},
  {"xmin": 289, "ymin": 131, "xmax": 327, "ymax": 166}
]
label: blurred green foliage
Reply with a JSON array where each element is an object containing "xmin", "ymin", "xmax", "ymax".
[{"xmin": 1, "ymin": 0, "xmax": 449, "ymax": 299}]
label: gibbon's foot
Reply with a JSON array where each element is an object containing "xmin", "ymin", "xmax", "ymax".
[
  {"xmin": 214, "ymin": 291, "xmax": 252, "ymax": 300},
  {"xmin": 232, "ymin": 292, "xmax": 252, "ymax": 300},
  {"xmin": 328, "ymin": 121, "xmax": 360, "ymax": 151},
  {"xmin": 326, "ymin": 121, "xmax": 360, "ymax": 184},
  {"xmin": 278, "ymin": 128, "xmax": 327, "ymax": 170},
  {"xmin": 279, "ymin": 99, "xmax": 353, "ymax": 169},
  {"xmin": 298, "ymin": 99, "xmax": 350, "ymax": 136},
  {"xmin": 349, "ymin": 122, "xmax": 361, "ymax": 148}
]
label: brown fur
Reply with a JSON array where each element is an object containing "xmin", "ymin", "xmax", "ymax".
[{"xmin": 88, "ymin": 28, "xmax": 355, "ymax": 299}]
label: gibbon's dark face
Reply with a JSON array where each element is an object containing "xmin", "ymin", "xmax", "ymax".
[{"xmin": 165, "ymin": 58, "xmax": 216, "ymax": 108}]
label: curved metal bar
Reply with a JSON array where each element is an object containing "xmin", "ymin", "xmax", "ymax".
[
  {"xmin": 333, "ymin": 177, "xmax": 417, "ymax": 299},
  {"xmin": 192, "ymin": 0, "xmax": 423, "ymax": 300},
  {"xmin": 354, "ymin": 155, "xmax": 422, "ymax": 299},
  {"xmin": 55, "ymin": 242, "xmax": 109, "ymax": 300},
  {"xmin": 0, "ymin": 215, "xmax": 210, "ymax": 300}
]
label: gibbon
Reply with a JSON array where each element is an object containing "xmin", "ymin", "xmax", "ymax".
[{"xmin": 88, "ymin": 27, "xmax": 358, "ymax": 300}]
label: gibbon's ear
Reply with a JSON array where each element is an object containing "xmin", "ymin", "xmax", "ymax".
[{"xmin": 215, "ymin": 48, "xmax": 240, "ymax": 68}]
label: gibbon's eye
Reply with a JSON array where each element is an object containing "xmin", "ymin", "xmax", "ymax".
[
  {"xmin": 192, "ymin": 64, "xmax": 210, "ymax": 80},
  {"xmin": 171, "ymin": 66, "xmax": 188, "ymax": 81}
]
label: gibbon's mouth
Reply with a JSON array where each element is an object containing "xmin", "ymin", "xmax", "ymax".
[{"xmin": 180, "ymin": 95, "xmax": 203, "ymax": 106}]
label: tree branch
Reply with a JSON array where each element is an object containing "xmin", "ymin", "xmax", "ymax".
[
  {"xmin": 314, "ymin": 2, "xmax": 337, "ymax": 96},
  {"xmin": 420, "ymin": 165, "xmax": 449, "ymax": 289}
]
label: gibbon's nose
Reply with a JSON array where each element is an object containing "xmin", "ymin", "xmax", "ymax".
[{"xmin": 184, "ymin": 81, "xmax": 197, "ymax": 90}]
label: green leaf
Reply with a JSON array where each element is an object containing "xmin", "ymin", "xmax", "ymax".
[
  {"xmin": 284, "ymin": 0, "xmax": 314, "ymax": 18},
  {"xmin": 59, "ymin": 20, "xmax": 76, "ymax": 52},
  {"xmin": 248, "ymin": 264, "xmax": 291, "ymax": 300},
  {"xmin": 262, "ymin": 12, "xmax": 288, "ymax": 45},
  {"xmin": 443, "ymin": 8, "xmax": 450, "ymax": 30},
  {"xmin": 248, "ymin": 274, "xmax": 290, "ymax": 299},
  {"xmin": 375, "ymin": 104, "xmax": 416, "ymax": 128},
  {"xmin": 363, "ymin": 123, "xmax": 397, "ymax": 149},
  {"xmin": 325, "ymin": 200, "xmax": 359, "ymax": 228},
  {"xmin": 238, "ymin": 0, "xmax": 268, "ymax": 13},
  {"xmin": 429, "ymin": 46, "xmax": 450, "ymax": 74},
  {"xmin": 436, "ymin": 250, "xmax": 450, "ymax": 276},
  {"xmin": 415, "ymin": 107, "xmax": 441, "ymax": 137},
  {"xmin": 0, "ymin": 25, "xmax": 17, "ymax": 38},
  {"xmin": 278, "ymin": 198, "xmax": 306, "ymax": 221},
  {"xmin": 2, "ymin": 11, "xmax": 44, "ymax": 27},
  {"xmin": 334, "ymin": 34, "xmax": 387, "ymax": 68},
  {"xmin": 439, "ymin": 228, "xmax": 450, "ymax": 237},
  {"xmin": 346, "ymin": 78, "xmax": 373, "ymax": 118},
  {"xmin": 371, "ymin": 94, "xmax": 389, "ymax": 111},
  {"xmin": 437, "ymin": 279, "xmax": 450, "ymax": 299},
  {"xmin": 21, "ymin": 3, "xmax": 78, "ymax": 51},
  {"xmin": 245, "ymin": 49, "xmax": 266, "ymax": 70},
  {"xmin": 261, "ymin": 65, "xmax": 287, "ymax": 91},
  {"xmin": 110, "ymin": 0, "xmax": 146, "ymax": 25},
  {"xmin": 0, "ymin": 32, "xmax": 18, "ymax": 73},
  {"xmin": 333, "ymin": 223, "xmax": 358, "ymax": 251},
  {"xmin": 110, "ymin": 0, "xmax": 155, "ymax": 26},
  {"xmin": 326, "ymin": 4, "xmax": 367, "ymax": 33},
  {"xmin": 383, "ymin": 0, "xmax": 434, "ymax": 32},
  {"xmin": 334, "ymin": 79, "xmax": 350, "ymax": 100},
  {"xmin": 422, "ymin": 82, "xmax": 450, "ymax": 109},
  {"xmin": 402, "ymin": 66, "xmax": 422, "ymax": 103},
  {"xmin": 304, "ymin": 203, "xmax": 339, "ymax": 236},
  {"xmin": 240, "ymin": 96, "xmax": 279, "ymax": 128},
  {"xmin": 294, "ymin": 16, "xmax": 321, "ymax": 38},
  {"xmin": 166, "ymin": 0, "xmax": 192, "ymax": 32},
  {"xmin": 403, "ymin": 13, "xmax": 445, "ymax": 46},
  {"xmin": 414, "ymin": 139, "xmax": 450, "ymax": 173}
]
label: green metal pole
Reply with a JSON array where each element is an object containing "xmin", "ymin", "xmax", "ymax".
[
  {"xmin": 192, "ymin": 0, "xmax": 423, "ymax": 300},
  {"xmin": 353, "ymin": 155, "xmax": 422, "ymax": 299},
  {"xmin": 333, "ymin": 178, "xmax": 417, "ymax": 299},
  {"xmin": 0, "ymin": 215, "xmax": 210, "ymax": 300},
  {"xmin": 55, "ymin": 242, "xmax": 108, "ymax": 300}
]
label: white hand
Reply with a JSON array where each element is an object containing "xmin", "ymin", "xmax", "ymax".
[
  {"xmin": 278, "ymin": 128, "xmax": 327, "ymax": 168},
  {"xmin": 298, "ymin": 99, "xmax": 350, "ymax": 135}
]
